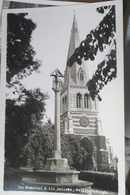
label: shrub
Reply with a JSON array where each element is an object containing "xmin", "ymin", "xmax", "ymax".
[{"xmin": 79, "ymin": 171, "xmax": 118, "ymax": 192}]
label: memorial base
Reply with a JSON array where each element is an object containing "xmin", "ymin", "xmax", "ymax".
[
  {"xmin": 26, "ymin": 170, "xmax": 79, "ymax": 183},
  {"xmin": 45, "ymin": 158, "xmax": 70, "ymax": 171},
  {"xmin": 21, "ymin": 169, "xmax": 93, "ymax": 194},
  {"xmin": 24, "ymin": 179, "xmax": 92, "ymax": 194},
  {"xmin": 21, "ymin": 157, "xmax": 93, "ymax": 194}
]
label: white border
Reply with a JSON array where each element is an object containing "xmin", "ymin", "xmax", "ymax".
[{"xmin": 0, "ymin": 1, "xmax": 125, "ymax": 194}]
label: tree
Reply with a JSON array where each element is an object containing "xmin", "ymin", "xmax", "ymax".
[
  {"xmin": 61, "ymin": 134, "xmax": 94, "ymax": 171},
  {"xmin": 5, "ymin": 88, "xmax": 48, "ymax": 168},
  {"xmin": 5, "ymin": 13, "xmax": 47, "ymax": 168},
  {"xmin": 20, "ymin": 122, "xmax": 94, "ymax": 171},
  {"xmin": 67, "ymin": 5, "xmax": 116, "ymax": 101},
  {"xmin": 20, "ymin": 120, "xmax": 54, "ymax": 169},
  {"xmin": 7, "ymin": 13, "xmax": 41, "ymax": 88}
]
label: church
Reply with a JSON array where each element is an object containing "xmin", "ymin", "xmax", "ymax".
[{"xmin": 60, "ymin": 13, "xmax": 112, "ymax": 172}]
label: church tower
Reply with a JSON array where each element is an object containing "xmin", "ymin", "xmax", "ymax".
[
  {"xmin": 60, "ymin": 13, "xmax": 102, "ymax": 136},
  {"xmin": 60, "ymin": 14, "xmax": 110, "ymax": 171}
]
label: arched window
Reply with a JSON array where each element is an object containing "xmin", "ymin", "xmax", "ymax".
[
  {"xmin": 62, "ymin": 95, "xmax": 67, "ymax": 111},
  {"xmin": 84, "ymin": 93, "xmax": 89, "ymax": 108},
  {"xmin": 79, "ymin": 70, "xmax": 84, "ymax": 81},
  {"xmin": 76, "ymin": 93, "xmax": 82, "ymax": 108}
]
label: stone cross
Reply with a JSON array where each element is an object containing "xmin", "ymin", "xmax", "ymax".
[{"xmin": 50, "ymin": 68, "xmax": 63, "ymax": 159}]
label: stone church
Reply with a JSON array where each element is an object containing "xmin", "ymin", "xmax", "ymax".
[{"xmin": 60, "ymin": 14, "xmax": 111, "ymax": 171}]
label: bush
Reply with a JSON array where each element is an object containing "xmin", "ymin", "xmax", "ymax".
[
  {"xmin": 79, "ymin": 171, "xmax": 118, "ymax": 192},
  {"xmin": 61, "ymin": 135, "xmax": 94, "ymax": 171}
]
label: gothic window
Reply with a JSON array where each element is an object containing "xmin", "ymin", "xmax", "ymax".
[
  {"xmin": 62, "ymin": 95, "xmax": 67, "ymax": 111},
  {"xmin": 80, "ymin": 70, "xmax": 84, "ymax": 81},
  {"xmin": 76, "ymin": 93, "xmax": 82, "ymax": 108},
  {"xmin": 84, "ymin": 93, "xmax": 89, "ymax": 108}
]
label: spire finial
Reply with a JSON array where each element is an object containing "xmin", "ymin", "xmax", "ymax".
[{"xmin": 74, "ymin": 10, "xmax": 76, "ymax": 17}]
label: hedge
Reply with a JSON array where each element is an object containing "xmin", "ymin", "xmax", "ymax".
[{"xmin": 79, "ymin": 171, "xmax": 118, "ymax": 192}]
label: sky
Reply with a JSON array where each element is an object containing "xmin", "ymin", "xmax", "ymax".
[
  {"xmin": 22, "ymin": 5, "xmax": 106, "ymax": 120},
  {"xmin": 5, "ymin": 3, "xmax": 124, "ymax": 156}
]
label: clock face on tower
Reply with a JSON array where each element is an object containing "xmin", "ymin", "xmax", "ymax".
[{"xmin": 80, "ymin": 115, "xmax": 89, "ymax": 127}]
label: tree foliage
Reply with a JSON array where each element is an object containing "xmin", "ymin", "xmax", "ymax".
[
  {"xmin": 87, "ymin": 46, "xmax": 116, "ymax": 100},
  {"xmin": 21, "ymin": 122, "xmax": 94, "ymax": 171},
  {"xmin": 5, "ymin": 89, "xmax": 48, "ymax": 168},
  {"xmin": 67, "ymin": 5, "xmax": 116, "ymax": 100},
  {"xmin": 7, "ymin": 13, "xmax": 41, "ymax": 87},
  {"xmin": 61, "ymin": 135, "xmax": 94, "ymax": 170},
  {"xmin": 20, "ymin": 120, "xmax": 54, "ymax": 169},
  {"xmin": 5, "ymin": 13, "xmax": 48, "ymax": 168}
]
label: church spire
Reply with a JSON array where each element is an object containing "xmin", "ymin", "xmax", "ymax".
[
  {"xmin": 64, "ymin": 13, "xmax": 89, "ymax": 87},
  {"xmin": 67, "ymin": 12, "xmax": 80, "ymax": 59}
]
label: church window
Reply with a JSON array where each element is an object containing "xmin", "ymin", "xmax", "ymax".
[
  {"xmin": 76, "ymin": 93, "xmax": 82, "ymax": 108},
  {"xmin": 79, "ymin": 70, "xmax": 84, "ymax": 81},
  {"xmin": 84, "ymin": 93, "xmax": 89, "ymax": 108}
]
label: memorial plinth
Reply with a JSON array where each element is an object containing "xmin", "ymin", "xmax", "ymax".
[
  {"xmin": 45, "ymin": 158, "xmax": 70, "ymax": 171},
  {"xmin": 22, "ymin": 168, "xmax": 92, "ymax": 194},
  {"xmin": 22, "ymin": 69, "xmax": 93, "ymax": 194}
]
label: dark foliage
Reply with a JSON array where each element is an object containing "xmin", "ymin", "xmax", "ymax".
[
  {"xmin": 67, "ymin": 6, "xmax": 116, "ymax": 100},
  {"xmin": 79, "ymin": 171, "xmax": 118, "ymax": 192},
  {"xmin": 20, "ymin": 120, "xmax": 54, "ymax": 169},
  {"xmin": 5, "ymin": 13, "xmax": 47, "ymax": 168},
  {"xmin": 21, "ymin": 123, "xmax": 94, "ymax": 171},
  {"xmin": 87, "ymin": 46, "xmax": 116, "ymax": 101},
  {"xmin": 7, "ymin": 13, "xmax": 41, "ymax": 87},
  {"xmin": 5, "ymin": 89, "xmax": 48, "ymax": 168}
]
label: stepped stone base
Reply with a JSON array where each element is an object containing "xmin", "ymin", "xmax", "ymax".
[
  {"xmin": 30, "ymin": 170, "xmax": 79, "ymax": 183},
  {"xmin": 23, "ymin": 178, "xmax": 93, "ymax": 194},
  {"xmin": 21, "ymin": 169, "xmax": 93, "ymax": 194},
  {"xmin": 21, "ymin": 157, "xmax": 93, "ymax": 194}
]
